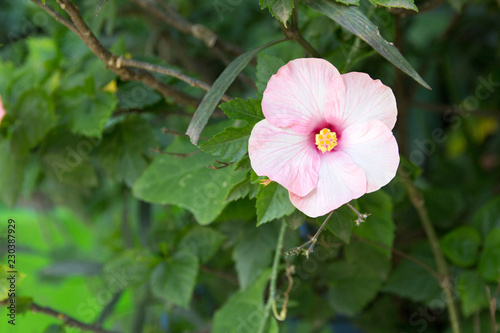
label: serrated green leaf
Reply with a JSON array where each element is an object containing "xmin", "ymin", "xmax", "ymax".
[
  {"xmin": 220, "ymin": 98, "xmax": 264, "ymax": 125},
  {"xmin": 256, "ymin": 182, "xmax": 295, "ymax": 225},
  {"xmin": 200, "ymin": 125, "xmax": 252, "ymax": 162},
  {"xmin": 212, "ymin": 270, "xmax": 271, "ymax": 333},
  {"xmin": 179, "ymin": 226, "xmax": 226, "ymax": 263},
  {"xmin": 369, "ymin": 0, "xmax": 418, "ymax": 11},
  {"xmin": 326, "ymin": 204, "xmax": 356, "ymax": 243},
  {"xmin": 471, "ymin": 195, "xmax": 500, "ymax": 239},
  {"xmin": 150, "ymin": 251, "xmax": 199, "ymax": 308},
  {"xmin": 260, "ymin": 0, "xmax": 295, "ymax": 26},
  {"xmin": 457, "ymin": 270, "xmax": 489, "ymax": 317},
  {"xmin": 302, "ymin": 0, "xmax": 430, "ymax": 89},
  {"xmin": 226, "ymin": 173, "xmax": 252, "ymax": 202},
  {"xmin": 98, "ymin": 115, "xmax": 157, "ymax": 187},
  {"xmin": 478, "ymin": 229, "xmax": 500, "ymax": 282},
  {"xmin": 232, "ymin": 223, "xmax": 279, "ymax": 289},
  {"xmin": 132, "ymin": 137, "xmax": 246, "ymax": 225},
  {"xmin": 440, "ymin": 226, "xmax": 481, "ymax": 267},
  {"xmin": 256, "ymin": 54, "xmax": 286, "ymax": 96},
  {"xmin": 187, "ymin": 40, "xmax": 284, "ymax": 145}
]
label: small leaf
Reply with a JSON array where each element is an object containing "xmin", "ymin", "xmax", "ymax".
[
  {"xmin": 302, "ymin": 0, "xmax": 430, "ymax": 89},
  {"xmin": 200, "ymin": 125, "xmax": 252, "ymax": 162},
  {"xmin": 260, "ymin": 0, "xmax": 295, "ymax": 26},
  {"xmin": 220, "ymin": 98, "xmax": 264, "ymax": 124},
  {"xmin": 457, "ymin": 271, "xmax": 489, "ymax": 317},
  {"xmin": 471, "ymin": 195, "xmax": 500, "ymax": 239},
  {"xmin": 478, "ymin": 229, "xmax": 500, "ymax": 282},
  {"xmin": 440, "ymin": 226, "xmax": 481, "ymax": 267},
  {"xmin": 256, "ymin": 54, "xmax": 286, "ymax": 96},
  {"xmin": 178, "ymin": 226, "xmax": 226, "ymax": 263},
  {"xmin": 150, "ymin": 251, "xmax": 199, "ymax": 308},
  {"xmin": 187, "ymin": 40, "xmax": 284, "ymax": 144},
  {"xmin": 256, "ymin": 182, "xmax": 295, "ymax": 225}
]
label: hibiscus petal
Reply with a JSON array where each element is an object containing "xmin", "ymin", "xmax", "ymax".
[
  {"xmin": 0, "ymin": 96, "xmax": 5, "ymax": 125},
  {"xmin": 262, "ymin": 58, "xmax": 341, "ymax": 134},
  {"xmin": 248, "ymin": 119, "xmax": 321, "ymax": 197},
  {"xmin": 339, "ymin": 120, "xmax": 399, "ymax": 193},
  {"xmin": 289, "ymin": 151, "xmax": 366, "ymax": 218},
  {"xmin": 331, "ymin": 72, "xmax": 397, "ymax": 130}
]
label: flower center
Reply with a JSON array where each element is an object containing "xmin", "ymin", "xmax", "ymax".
[{"xmin": 315, "ymin": 128, "xmax": 337, "ymax": 153}]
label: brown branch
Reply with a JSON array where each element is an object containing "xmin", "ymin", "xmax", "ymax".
[
  {"xmin": 32, "ymin": 0, "xmax": 199, "ymax": 107},
  {"xmin": 0, "ymin": 299, "xmax": 120, "ymax": 333}
]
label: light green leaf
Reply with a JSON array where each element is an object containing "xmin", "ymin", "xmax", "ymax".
[
  {"xmin": 260, "ymin": 0, "xmax": 295, "ymax": 26},
  {"xmin": 212, "ymin": 270, "xmax": 271, "ymax": 333},
  {"xmin": 232, "ymin": 223, "xmax": 279, "ymax": 289},
  {"xmin": 256, "ymin": 54, "xmax": 286, "ymax": 96},
  {"xmin": 132, "ymin": 137, "xmax": 247, "ymax": 225},
  {"xmin": 179, "ymin": 226, "xmax": 226, "ymax": 263},
  {"xmin": 150, "ymin": 251, "xmax": 199, "ymax": 308},
  {"xmin": 200, "ymin": 125, "xmax": 252, "ymax": 162},
  {"xmin": 302, "ymin": 0, "xmax": 430, "ymax": 89},
  {"xmin": 98, "ymin": 115, "xmax": 157, "ymax": 187},
  {"xmin": 0, "ymin": 140, "xmax": 28, "ymax": 206},
  {"xmin": 369, "ymin": 0, "xmax": 418, "ymax": 11},
  {"xmin": 256, "ymin": 182, "xmax": 295, "ymax": 225},
  {"xmin": 478, "ymin": 229, "xmax": 500, "ymax": 282},
  {"xmin": 187, "ymin": 39, "xmax": 284, "ymax": 144},
  {"xmin": 225, "ymin": 173, "xmax": 259, "ymax": 202},
  {"xmin": 457, "ymin": 270, "xmax": 489, "ymax": 317},
  {"xmin": 440, "ymin": 226, "xmax": 481, "ymax": 268},
  {"xmin": 335, "ymin": 0, "xmax": 360, "ymax": 5},
  {"xmin": 220, "ymin": 98, "xmax": 264, "ymax": 125}
]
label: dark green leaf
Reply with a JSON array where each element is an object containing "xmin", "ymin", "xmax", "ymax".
[
  {"xmin": 440, "ymin": 226, "xmax": 481, "ymax": 267},
  {"xmin": 220, "ymin": 98, "xmax": 264, "ymax": 125},
  {"xmin": 116, "ymin": 81, "xmax": 162, "ymax": 109},
  {"xmin": 150, "ymin": 251, "xmax": 199, "ymax": 308},
  {"xmin": 457, "ymin": 270, "xmax": 489, "ymax": 317},
  {"xmin": 178, "ymin": 226, "xmax": 226, "ymax": 263},
  {"xmin": 256, "ymin": 182, "xmax": 295, "ymax": 225},
  {"xmin": 226, "ymin": 173, "xmax": 252, "ymax": 202},
  {"xmin": 103, "ymin": 250, "xmax": 154, "ymax": 292},
  {"xmin": 302, "ymin": 0, "xmax": 431, "ymax": 89},
  {"xmin": 200, "ymin": 125, "xmax": 252, "ymax": 162},
  {"xmin": 326, "ymin": 204, "xmax": 356, "ymax": 243},
  {"xmin": 256, "ymin": 54, "xmax": 286, "ymax": 96},
  {"xmin": 260, "ymin": 0, "xmax": 295, "ymax": 26},
  {"xmin": 43, "ymin": 324, "xmax": 66, "ymax": 333},
  {"xmin": 187, "ymin": 40, "xmax": 283, "ymax": 144},
  {"xmin": 471, "ymin": 195, "xmax": 500, "ymax": 239},
  {"xmin": 0, "ymin": 140, "xmax": 27, "ymax": 206},
  {"xmin": 478, "ymin": 229, "xmax": 500, "ymax": 282}
]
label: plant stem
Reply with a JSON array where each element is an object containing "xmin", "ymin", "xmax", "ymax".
[
  {"xmin": 398, "ymin": 169, "xmax": 461, "ymax": 333},
  {"xmin": 258, "ymin": 219, "xmax": 287, "ymax": 333}
]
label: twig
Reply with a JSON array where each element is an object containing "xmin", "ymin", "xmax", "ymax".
[
  {"xmin": 31, "ymin": 0, "xmax": 78, "ymax": 34},
  {"xmin": 398, "ymin": 168, "xmax": 461, "ymax": 333},
  {"xmin": 94, "ymin": 291, "xmax": 124, "ymax": 327},
  {"xmin": 485, "ymin": 277, "xmax": 500, "ymax": 333},
  {"xmin": 0, "ymin": 299, "xmax": 121, "ymax": 333},
  {"xmin": 286, "ymin": 211, "xmax": 334, "ymax": 258},
  {"xmin": 272, "ymin": 262, "xmax": 295, "ymax": 321},
  {"xmin": 257, "ymin": 219, "xmax": 287, "ymax": 333}
]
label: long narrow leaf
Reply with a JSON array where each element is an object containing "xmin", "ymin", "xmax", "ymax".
[
  {"xmin": 302, "ymin": 0, "xmax": 431, "ymax": 90},
  {"xmin": 186, "ymin": 39, "xmax": 285, "ymax": 145}
]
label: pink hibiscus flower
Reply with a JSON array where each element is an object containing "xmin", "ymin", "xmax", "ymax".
[
  {"xmin": 248, "ymin": 58, "xmax": 399, "ymax": 218},
  {"xmin": 0, "ymin": 95, "xmax": 5, "ymax": 125}
]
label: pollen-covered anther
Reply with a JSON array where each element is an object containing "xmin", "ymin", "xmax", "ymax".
[{"xmin": 315, "ymin": 128, "xmax": 337, "ymax": 153}]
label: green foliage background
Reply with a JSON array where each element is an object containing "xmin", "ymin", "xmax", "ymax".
[{"xmin": 0, "ymin": 0, "xmax": 499, "ymax": 332}]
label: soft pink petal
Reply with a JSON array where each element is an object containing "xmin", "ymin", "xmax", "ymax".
[
  {"xmin": 248, "ymin": 119, "xmax": 321, "ymax": 197},
  {"xmin": 329, "ymin": 72, "xmax": 397, "ymax": 130},
  {"xmin": 289, "ymin": 151, "xmax": 367, "ymax": 218},
  {"xmin": 262, "ymin": 58, "xmax": 341, "ymax": 134},
  {"xmin": 0, "ymin": 96, "xmax": 5, "ymax": 125},
  {"xmin": 338, "ymin": 120, "xmax": 399, "ymax": 193}
]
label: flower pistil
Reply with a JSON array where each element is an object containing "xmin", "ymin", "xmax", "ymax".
[{"xmin": 315, "ymin": 128, "xmax": 337, "ymax": 153}]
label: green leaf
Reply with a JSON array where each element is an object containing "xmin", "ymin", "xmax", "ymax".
[
  {"xmin": 256, "ymin": 54, "xmax": 286, "ymax": 96},
  {"xmin": 335, "ymin": 0, "xmax": 360, "ymax": 5},
  {"xmin": 150, "ymin": 251, "xmax": 199, "ymax": 308},
  {"xmin": 302, "ymin": 0, "xmax": 431, "ymax": 89},
  {"xmin": 260, "ymin": 0, "xmax": 295, "ymax": 26},
  {"xmin": 440, "ymin": 226, "xmax": 481, "ymax": 267},
  {"xmin": 220, "ymin": 98, "xmax": 264, "ymax": 125},
  {"xmin": 478, "ymin": 229, "xmax": 500, "ymax": 282},
  {"xmin": 116, "ymin": 81, "xmax": 162, "ymax": 109},
  {"xmin": 200, "ymin": 125, "xmax": 252, "ymax": 162},
  {"xmin": 471, "ymin": 195, "xmax": 500, "ymax": 239},
  {"xmin": 212, "ymin": 270, "xmax": 270, "ymax": 333},
  {"xmin": 179, "ymin": 226, "xmax": 226, "ymax": 263},
  {"xmin": 325, "ymin": 204, "xmax": 356, "ymax": 243},
  {"xmin": 59, "ymin": 88, "xmax": 117, "ymax": 138},
  {"xmin": 457, "ymin": 271, "xmax": 489, "ymax": 317},
  {"xmin": 232, "ymin": 223, "xmax": 279, "ymax": 289},
  {"xmin": 98, "ymin": 115, "xmax": 157, "ymax": 187},
  {"xmin": 0, "ymin": 140, "xmax": 28, "ymax": 206},
  {"xmin": 256, "ymin": 182, "xmax": 295, "ymax": 225},
  {"xmin": 226, "ymin": 174, "xmax": 252, "ymax": 202},
  {"xmin": 103, "ymin": 250, "xmax": 154, "ymax": 292},
  {"xmin": 369, "ymin": 0, "xmax": 418, "ymax": 11},
  {"xmin": 132, "ymin": 137, "xmax": 247, "ymax": 225},
  {"xmin": 12, "ymin": 89, "xmax": 55, "ymax": 150},
  {"xmin": 382, "ymin": 244, "xmax": 441, "ymax": 304},
  {"xmin": 44, "ymin": 324, "xmax": 66, "ymax": 333},
  {"xmin": 187, "ymin": 40, "xmax": 284, "ymax": 144}
]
